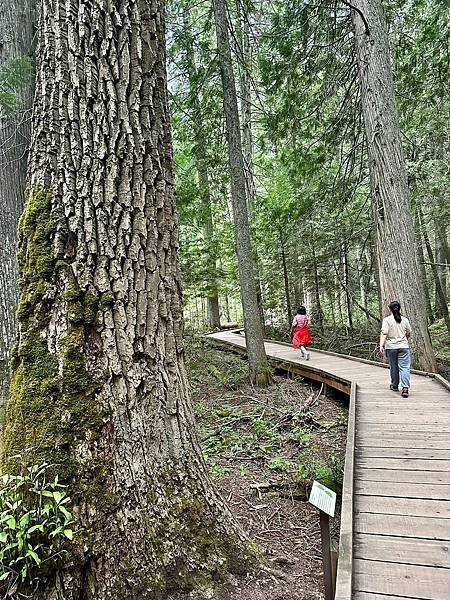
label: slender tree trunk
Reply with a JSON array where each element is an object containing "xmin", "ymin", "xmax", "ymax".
[
  {"xmin": 342, "ymin": 242, "xmax": 353, "ymax": 331},
  {"xmin": 418, "ymin": 209, "xmax": 450, "ymax": 335},
  {"xmin": 280, "ymin": 236, "xmax": 292, "ymax": 326},
  {"xmin": 234, "ymin": 0, "xmax": 265, "ymax": 332},
  {"xmin": 213, "ymin": 0, "xmax": 270, "ymax": 386},
  {"xmin": 183, "ymin": 9, "xmax": 221, "ymax": 330},
  {"xmin": 352, "ymin": 0, "xmax": 436, "ymax": 370},
  {"xmin": 236, "ymin": 0, "xmax": 256, "ymax": 208},
  {"xmin": 1, "ymin": 1, "xmax": 258, "ymax": 597},
  {"xmin": 413, "ymin": 208, "xmax": 433, "ymax": 323},
  {"xmin": 436, "ymin": 221, "xmax": 450, "ymax": 266},
  {"xmin": 310, "ymin": 231, "xmax": 324, "ymax": 334},
  {"xmin": 0, "ymin": 0, "xmax": 34, "ymax": 408},
  {"xmin": 434, "ymin": 220, "xmax": 447, "ymax": 319}
]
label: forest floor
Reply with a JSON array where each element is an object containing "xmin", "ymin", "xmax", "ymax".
[{"xmin": 186, "ymin": 335, "xmax": 348, "ymax": 600}]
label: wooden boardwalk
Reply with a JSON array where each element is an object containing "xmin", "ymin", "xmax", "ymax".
[{"xmin": 206, "ymin": 330, "xmax": 450, "ymax": 600}]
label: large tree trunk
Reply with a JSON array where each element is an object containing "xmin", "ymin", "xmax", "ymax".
[
  {"xmin": 1, "ymin": 1, "xmax": 258, "ymax": 597},
  {"xmin": 183, "ymin": 9, "xmax": 221, "ymax": 330},
  {"xmin": 418, "ymin": 209, "xmax": 450, "ymax": 336},
  {"xmin": 352, "ymin": 0, "xmax": 436, "ymax": 370},
  {"xmin": 0, "ymin": 0, "xmax": 34, "ymax": 408},
  {"xmin": 213, "ymin": 0, "xmax": 270, "ymax": 386}
]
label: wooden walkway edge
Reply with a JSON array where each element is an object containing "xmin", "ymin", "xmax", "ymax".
[{"xmin": 205, "ymin": 330, "xmax": 450, "ymax": 600}]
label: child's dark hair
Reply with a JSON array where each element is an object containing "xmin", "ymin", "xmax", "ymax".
[
  {"xmin": 297, "ymin": 306, "xmax": 307, "ymax": 315},
  {"xmin": 389, "ymin": 301, "xmax": 402, "ymax": 323}
]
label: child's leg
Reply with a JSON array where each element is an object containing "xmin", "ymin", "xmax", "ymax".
[
  {"xmin": 300, "ymin": 346, "xmax": 307, "ymax": 357},
  {"xmin": 304, "ymin": 346, "xmax": 310, "ymax": 360}
]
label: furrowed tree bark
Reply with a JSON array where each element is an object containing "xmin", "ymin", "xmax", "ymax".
[
  {"xmin": 414, "ymin": 207, "xmax": 433, "ymax": 323},
  {"xmin": 183, "ymin": 8, "xmax": 221, "ymax": 330},
  {"xmin": 213, "ymin": 0, "xmax": 270, "ymax": 386},
  {"xmin": 236, "ymin": 0, "xmax": 255, "ymax": 209},
  {"xmin": 351, "ymin": 0, "xmax": 436, "ymax": 370},
  {"xmin": 418, "ymin": 209, "xmax": 450, "ymax": 336},
  {"xmin": 0, "ymin": 0, "xmax": 34, "ymax": 408},
  {"xmin": 1, "ymin": 0, "xmax": 258, "ymax": 597}
]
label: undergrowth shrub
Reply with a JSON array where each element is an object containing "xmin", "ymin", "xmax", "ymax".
[{"xmin": 0, "ymin": 462, "xmax": 74, "ymax": 596}]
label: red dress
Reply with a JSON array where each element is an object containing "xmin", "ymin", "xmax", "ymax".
[{"xmin": 292, "ymin": 315, "xmax": 313, "ymax": 348}]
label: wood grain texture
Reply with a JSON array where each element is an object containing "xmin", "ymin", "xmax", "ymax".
[
  {"xmin": 354, "ymin": 533, "xmax": 450, "ymax": 567},
  {"xmin": 355, "ymin": 513, "xmax": 450, "ymax": 540},
  {"xmin": 354, "ymin": 559, "xmax": 450, "ymax": 598}
]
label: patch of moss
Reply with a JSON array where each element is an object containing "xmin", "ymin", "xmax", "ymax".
[
  {"xmin": 15, "ymin": 189, "xmax": 57, "ymax": 322},
  {"xmin": 99, "ymin": 292, "xmax": 114, "ymax": 309},
  {"xmin": 2, "ymin": 188, "xmax": 107, "ymax": 485},
  {"xmin": 140, "ymin": 489, "xmax": 260, "ymax": 597}
]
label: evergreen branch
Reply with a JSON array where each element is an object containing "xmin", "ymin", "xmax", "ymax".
[{"xmin": 340, "ymin": 1, "xmax": 370, "ymax": 36}]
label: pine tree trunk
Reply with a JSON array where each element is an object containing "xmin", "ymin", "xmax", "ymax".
[
  {"xmin": 183, "ymin": 9, "xmax": 221, "ymax": 330},
  {"xmin": 434, "ymin": 220, "xmax": 447, "ymax": 319},
  {"xmin": 213, "ymin": 0, "xmax": 270, "ymax": 386},
  {"xmin": 280, "ymin": 236, "xmax": 292, "ymax": 326},
  {"xmin": 310, "ymin": 232, "xmax": 324, "ymax": 334},
  {"xmin": 352, "ymin": 0, "xmax": 436, "ymax": 370},
  {"xmin": 236, "ymin": 0, "xmax": 256, "ymax": 208},
  {"xmin": 418, "ymin": 209, "xmax": 450, "ymax": 336},
  {"xmin": 0, "ymin": 0, "xmax": 34, "ymax": 408},
  {"xmin": 1, "ymin": 1, "xmax": 258, "ymax": 597}
]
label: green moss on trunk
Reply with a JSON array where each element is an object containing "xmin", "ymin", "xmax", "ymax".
[{"xmin": 1, "ymin": 189, "xmax": 106, "ymax": 483}]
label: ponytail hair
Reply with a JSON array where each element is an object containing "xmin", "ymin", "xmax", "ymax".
[{"xmin": 389, "ymin": 301, "xmax": 402, "ymax": 323}]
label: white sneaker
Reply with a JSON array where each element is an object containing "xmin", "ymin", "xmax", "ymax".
[{"xmin": 306, "ymin": 353, "xmax": 310, "ymax": 361}]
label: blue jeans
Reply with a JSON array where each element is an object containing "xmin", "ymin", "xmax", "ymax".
[{"xmin": 386, "ymin": 348, "xmax": 411, "ymax": 389}]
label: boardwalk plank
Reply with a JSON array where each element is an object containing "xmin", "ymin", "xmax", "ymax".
[
  {"xmin": 356, "ymin": 457, "xmax": 450, "ymax": 471},
  {"xmin": 355, "ymin": 594, "xmax": 432, "ymax": 600},
  {"xmin": 354, "ymin": 533, "xmax": 450, "ymax": 568},
  {"xmin": 356, "ymin": 436, "xmax": 450, "ymax": 449},
  {"xmin": 355, "ymin": 468, "xmax": 450, "ymax": 484},
  {"xmin": 357, "ymin": 448, "xmax": 450, "ymax": 460},
  {"xmin": 355, "ymin": 480, "xmax": 450, "ymax": 500},
  {"xmin": 356, "ymin": 495, "xmax": 450, "ymax": 518},
  {"xmin": 355, "ymin": 513, "xmax": 450, "ymax": 540},
  {"xmin": 353, "ymin": 559, "xmax": 450, "ymax": 599}
]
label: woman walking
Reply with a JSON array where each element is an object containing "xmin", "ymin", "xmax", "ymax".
[
  {"xmin": 379, "ymin": 301, "xmax": 412, "ymax": 397},
  {"xmin": 291, "ymin": 306, "xmax": 313, "ymax": 360}
]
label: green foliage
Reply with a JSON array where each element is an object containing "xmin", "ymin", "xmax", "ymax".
[
  {"xmin": 0, "ymin": 463, "xmax": 74, "ymax": 593},
  {"xmin": 268, "ymin": 457, "xmax": 294, "ymax": 472},
  {"xmin": 291, "ymin": 426, "xmax": 312, "ymax": 447},
  {"xmin": 0, "ymin": 56, "xmax": 33, "ymax": 114},
  {"xmin": 295, "ymin": 453, "xmax": 344, "ymax": 494}
]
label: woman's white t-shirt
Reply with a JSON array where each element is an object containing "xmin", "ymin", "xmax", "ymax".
[{"xmin": 381, "ymin": 315, "xmax": 411, "ymax": 349}]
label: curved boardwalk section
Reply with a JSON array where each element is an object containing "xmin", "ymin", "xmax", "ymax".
[{"xmin": 206, "ymin": 330, "xmax": 450, "ymax": 600}]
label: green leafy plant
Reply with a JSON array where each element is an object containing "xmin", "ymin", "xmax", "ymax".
[
  {"xmin": 268, "ymin": 457, "xmax": 294, "ymax": 472},
  {"xmin": 291, "ymin": 426, "xmax": 312, "ymax": 447},
  {"xmin": 0, "ymin": 462, "xmax": 74, "ymax": 594}
]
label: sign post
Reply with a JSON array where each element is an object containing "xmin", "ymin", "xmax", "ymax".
[{"xmin": 309, "ymin": 481, "xmax": 337, "ymax": 600}]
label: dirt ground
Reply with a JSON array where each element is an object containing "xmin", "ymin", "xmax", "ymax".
[{"xmin": 188, "ymin": 339, "xmax": 349, "ymax": 600}]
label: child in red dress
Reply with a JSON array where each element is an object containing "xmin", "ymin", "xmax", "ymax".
[{"xmin": 291, "ymin": 306, "xmax": 313, "ymax": 360}]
